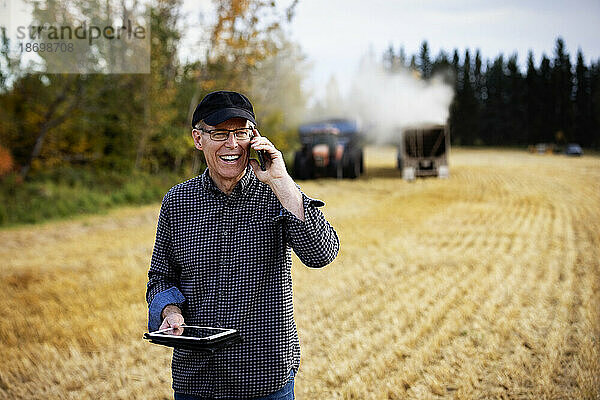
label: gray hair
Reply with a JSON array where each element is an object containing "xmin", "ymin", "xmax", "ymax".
[{"xmin": 194, "ymin": 120, "xmax": 209, "ymax": 130}]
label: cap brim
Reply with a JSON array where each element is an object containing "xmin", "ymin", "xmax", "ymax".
[{"xmin": 203, "ymin": 108, "xmax": 256, "ymax": 126}]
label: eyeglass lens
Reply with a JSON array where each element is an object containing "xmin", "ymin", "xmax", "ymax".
[{"xmin": 209, "ymin": 128, "xmax": 252, "ymax": 141}]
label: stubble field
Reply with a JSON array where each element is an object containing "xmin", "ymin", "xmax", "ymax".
[{"xmin": 0, "ymin": 147, "xmax": 599, "ymax": 399}]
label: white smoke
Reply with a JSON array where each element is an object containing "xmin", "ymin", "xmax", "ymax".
[{"xmin": 309, "ymin": 54, "xmax": 455, "ymax": 145}]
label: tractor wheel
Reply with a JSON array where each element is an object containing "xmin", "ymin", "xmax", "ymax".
[
  {"xmin": 359, "ymin": 151, "xmax": 364, "ymax": 173},
  {"xmin": 336, "ymin": 161, "xmax": 344, "ymax": 179},
  {"xmin": 345, "ymin": 156, "xmax": 360, "ymax": 179},
  {"xmin": 294, "ymin": 152, "xmax": 311, "ymax": 180}
]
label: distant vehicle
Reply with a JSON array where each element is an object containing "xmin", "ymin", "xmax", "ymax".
[
  {"xmin": 565, "ymin": 143, "xmax": 583, "ymax": 156},
  {"xmin": 534, "ymin": 143, "xmax": 552, "ymax": 154},
  {"xmin": 397, "ymin": 124, "xmax": 450, "ymax": 180},
  {"xmin": 530, "ymin": 143, "xmax": 557, "ymax": 154},
  {"xmin": 293, "ymin": 119, "xmax": 365, "ymax": 179},
  {"xmin": 535, "ymin": 143, "xmax": 546, "ymax": 154}
]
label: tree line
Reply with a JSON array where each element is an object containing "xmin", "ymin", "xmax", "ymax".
[
  {"xmin": 0, "ymin": 0, "xmax": 305, "ymax": 181},
  {"xmin": 383, "ymin": 38, "xmax": 600, "ymax": 148},
  {"xmin": 2, "ymin": 4, "xmax": 599, "ymax": 186}
]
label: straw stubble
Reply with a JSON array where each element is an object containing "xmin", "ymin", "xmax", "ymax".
[{"xmin": 0, "ymin": 147, "xmax": 598, "ymax": 399}]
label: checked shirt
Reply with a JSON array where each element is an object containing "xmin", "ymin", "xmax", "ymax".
[{"xmin": 146, "ymin": 167, "xmax": 339, "ymax": 399}]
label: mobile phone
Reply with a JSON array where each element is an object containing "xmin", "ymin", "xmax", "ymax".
[
  {"xmin": 251, "ymin": 131, "xmax": 267, "ymax": 171},
  {"xmin": 256, "ymin": 150, "xmax": 267, "ymax": 171}
]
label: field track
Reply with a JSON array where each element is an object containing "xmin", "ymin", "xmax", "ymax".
[{"xmin": 1, "ymin": 147, "xmax": 599, "ymax": 399}]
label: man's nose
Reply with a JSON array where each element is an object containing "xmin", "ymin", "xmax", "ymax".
[{"xmin": 224, "ymin": 132, "xmax": 238, "ymax": 147}]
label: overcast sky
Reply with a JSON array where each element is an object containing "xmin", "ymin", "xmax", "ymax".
[
  {"xmin": 180, "ymin": 0, "xmax": 600, "ymax": 102},
  {"xmin": 283, "ymin": 0, "xmax": 600, "ymax": 100}
]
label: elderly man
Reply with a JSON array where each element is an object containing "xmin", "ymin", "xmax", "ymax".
[{"xmin": 146, "ymin": 91, "xmax": 339, "ymax": 400}]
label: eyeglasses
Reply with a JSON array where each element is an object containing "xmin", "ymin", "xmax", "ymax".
[{"xmin": 197, "ymin": 127, "xmax": 253, "ymax": 141}]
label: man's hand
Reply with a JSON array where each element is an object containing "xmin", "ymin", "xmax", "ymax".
[
  {"xmin": 249, "ymin": 129, "xmax": 305, "ymax": 221},
  {"xmin": 249, "ymin": 129, "xmax": 288, "ymax": 184},
  {"xmin": 160, "ymin": 304, "xmax": 184, "ymax": 335}
]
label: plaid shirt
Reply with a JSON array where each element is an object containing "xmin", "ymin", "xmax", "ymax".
[{"xmin": 146, "ymin": 167, "xmax": 339, "ymax": 399}]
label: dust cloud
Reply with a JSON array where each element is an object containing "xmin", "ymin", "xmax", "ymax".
[{"xmin": 309, "ymin": 55, "xmax": 455, "ymax": 144}]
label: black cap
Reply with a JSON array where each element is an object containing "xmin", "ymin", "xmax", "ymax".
[{"xmin": 192, "ymin": 91, "xmax": 256, "ymax": 128}]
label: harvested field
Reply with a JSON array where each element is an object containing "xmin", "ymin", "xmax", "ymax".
[{"xmin": 1, "ymin": 147, "xmax": 599, "ymax": 399}]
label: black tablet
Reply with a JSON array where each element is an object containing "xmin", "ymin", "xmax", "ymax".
[{"xmin": 144, "ymin": 325, "xmax": 242, "ymax": 352}]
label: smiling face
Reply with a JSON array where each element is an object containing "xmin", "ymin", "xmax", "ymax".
[{"xmin": 192, "ymin": 117, "xmax": 252, "ymax": 192}]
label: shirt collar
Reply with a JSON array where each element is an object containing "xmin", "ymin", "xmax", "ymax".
[{"xmin": 201, "ymin": 166, "xmax": 255, "ymax": 198}]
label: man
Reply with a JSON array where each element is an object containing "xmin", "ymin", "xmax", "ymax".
[{"xmin": 146, "ymin": 91, "xmax": 339, "ymax": 399}]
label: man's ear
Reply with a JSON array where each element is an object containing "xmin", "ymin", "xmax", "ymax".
[{"xmin": 192, "ymin": 129, "xmax": 203, "ymax": 150}]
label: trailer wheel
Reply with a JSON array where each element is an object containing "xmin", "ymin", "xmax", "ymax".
[{"xmin": 346, "ymin": 157, "xmax": 360, "ymax": 179}]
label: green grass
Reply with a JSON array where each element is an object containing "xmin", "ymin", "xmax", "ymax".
[{"xmin": 0, "ymin": 167, "xmax": 188, "ymax": 227}]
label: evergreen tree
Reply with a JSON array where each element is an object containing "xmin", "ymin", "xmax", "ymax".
[
  {"xmin": 432, "ymin": 49, "xmax": 453, "ymax": 85},
  {"xmin": 383, "ymin": 44, "xmax": 395, "ymax": 72},
  {"xmin": 473, "ymin": 50, "xmax": 485, "ymax": 141},
  {"xmin": 378, "ymin": 36, "xmax": 599, "ymax": 149},
  {"xmin": 506, "ymin": 54, "xmax": 526, "ymax": 145},
  {"xmin": 551, "ymin": 37, "xmax": 574, "ymax": 144},
  {"xmin": 461, "ymin": 50, "xmax": 479, "ymax": 144},
  {"xmin": 383, "ymin": 44, "xmax": 402, "ymax": 73},
  {"xmin": 539, "ymin": 55, "xmax": 555, "ymax": 143},
  {"xmin": 473, "ymin": 50, "xmax": 484, "ymax": 99},
  {"xmin": 574, "ymin": 49, "xmax": 593, "ymax": 147},
  {"xmin": 409, "ymin": 55, "xmax": 418, "ymax": 72},
  {"xmin": 525, "ymin": 51, "xmax": 543, "ymax": 144},
  {"xmin": 452, "ymin": 49, "xmax": 460, "ymax": 75},
  {"xmin": 418, "ymin": 40, "xmax": 432, "ymax": 80},
  {"xmin": 448, "ymin": 49, "xmax": 462, "ymax": 144},
  {"xmin": 482, "ymin": 55, "xmax": 509, "ymax": 145},
  {"xmin": 590, "ymin": 60, "xmax": 600, "ymax": 148},
  {"xmin": 398, "ymin": 46, "xmax": 408, "ymax": 69},
  {"xmin": 449, "ymin": 49, "xmax": 479, "ymax": 145}
]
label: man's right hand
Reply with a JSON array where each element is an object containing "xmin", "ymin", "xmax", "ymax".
[{"xmin": 160, "ymin": 304, "xmax": 185, "ymax": 335}]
